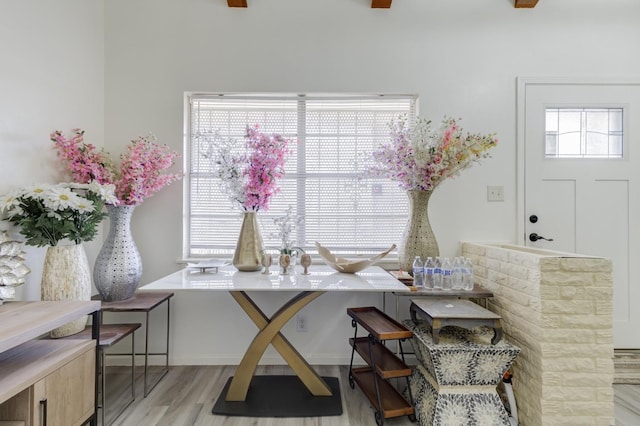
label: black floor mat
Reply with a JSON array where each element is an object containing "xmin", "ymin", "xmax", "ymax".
[{"xmin": 212, "ymin": 375, "xmax": 343, "ymax": 417}]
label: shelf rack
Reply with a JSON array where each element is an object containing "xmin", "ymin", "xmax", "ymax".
[{"xmin": 347, "ymin": 306, "xmax": 416, "ymax": 426}]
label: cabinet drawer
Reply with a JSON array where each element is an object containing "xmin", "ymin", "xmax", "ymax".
[{"xmin": 33, "ymin": 346, "xmax": 95, "ymax": 426}]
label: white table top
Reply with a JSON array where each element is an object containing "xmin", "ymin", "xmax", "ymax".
[{"xmin": 140, "ymin": 265, "xmax": 410, "ymax": 293}]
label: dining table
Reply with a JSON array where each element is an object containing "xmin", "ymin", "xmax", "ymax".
[{"xmin": 139, "ymin": 263, "xmax": 410, "ymax": 417}]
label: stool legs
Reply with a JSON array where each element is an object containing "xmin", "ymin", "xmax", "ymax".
[
  {"xmin": 143, "ymin": 298, "xmax": 171, "ymax": 397},
  {"xmin": 100, "ymin": 331, "xmax": 136, "ymax": 426}
]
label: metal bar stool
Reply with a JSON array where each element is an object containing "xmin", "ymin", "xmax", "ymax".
[
  {"xmin": 93, "ymin": 291, "xmax": 173, "ymax": 397},
  {"xmin": 67, "ymin": 323, "xmax": 140, "ymax": 426}
]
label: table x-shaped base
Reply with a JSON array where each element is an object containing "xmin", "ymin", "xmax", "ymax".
[{"xmin": 226, "ymin": 290, "xmax": 332, "ymax": 401}]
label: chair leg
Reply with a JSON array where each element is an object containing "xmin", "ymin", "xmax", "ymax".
[
  {"xmin": 101, "ymin": 348, "xmax": 106, "ymax": 426},
  {"xmin": 131, "ymin": 332, "xmax": 136, "ymax": 402}
]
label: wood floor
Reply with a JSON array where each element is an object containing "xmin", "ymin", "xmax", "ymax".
[{"xmin": 104, "ymin": 365, "xmax": 640, "ymax": 426}]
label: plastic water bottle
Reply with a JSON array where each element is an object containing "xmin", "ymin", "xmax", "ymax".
[
  {"xmin": 412, "ymin": 256, "xmax": 424, "ymax": 288},
  {"xmin": 424, "ymin": 257, "xmax": 435, "ymax": 289},
  {"xmin": 463, "ymin": 257, "xmax": 474, "ymax": 291},
  {"xmin": 433, "ymin": 256, "xmax": 443, "ymax": 289},
  {"xmin": 441, "ymin": 257, "xmax": 452, "ymax": 290},
  {"xmin": 452, "ymin": 257, "xmax": 463, "ymax": 290}
]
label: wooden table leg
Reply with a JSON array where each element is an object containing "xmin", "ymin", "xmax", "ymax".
[{"xmin": 226, "ymin": 291, "xmax": 333, "ymax": 401}]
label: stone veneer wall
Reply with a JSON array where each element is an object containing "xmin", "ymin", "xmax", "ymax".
[{"xmin": 461, "ymin": 242, "xmax": 614, "ymax": 426}]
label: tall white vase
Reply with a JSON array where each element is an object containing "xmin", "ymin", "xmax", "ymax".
[
  {"xmin": 41, "ymin": 243, "xmax": 91, "ymax": 338},
  {"xmin": 93, "ymin": 205, "xmax": 142, "ymax": 302}
]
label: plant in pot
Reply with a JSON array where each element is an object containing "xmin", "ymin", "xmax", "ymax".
[
  {"xmin": 0, "ymin": 181, "xmax": 117, "ymax": 336},
  {"xmin": 266, "ymin": 205, "xmax": 305, "ymax": 274}
]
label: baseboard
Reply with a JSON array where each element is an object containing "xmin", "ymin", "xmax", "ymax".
[{"xmin": 613, "ymin": 349, "xmax": 640, "ymax": 384}]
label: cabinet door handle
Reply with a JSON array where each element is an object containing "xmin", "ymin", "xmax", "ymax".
[{"xmin": 40, "ymin": 398, "xmax": 47, "ymax": 426}]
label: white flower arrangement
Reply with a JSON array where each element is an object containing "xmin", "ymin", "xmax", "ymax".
[
  {"xmin": 271, "ymin": 205, "xmax": 305, "ymax": 254},
  {"xmin": 0, "ymin": 181, "xmax": 117, "ymax": 247}
]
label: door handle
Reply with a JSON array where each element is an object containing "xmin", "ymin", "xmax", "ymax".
[
  {"xmin": 529, "ymin": 233, "xmax": 554, "ymax": 242},
  {"xmin": 40, "ymin": 398, "xmax": 47, "ymax": 426}
]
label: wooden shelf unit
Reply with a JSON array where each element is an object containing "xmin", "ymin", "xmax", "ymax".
[
  {"xmin": 347, "ymin": 307, "xmax": 415, "ymax": 426},
  {"xmin": 349, "ymin": 337, "xmax": 412, "ymax": 379},
  {"xmin": 0, "ymin": 301, "xmax": 101, "ymax": 426}
]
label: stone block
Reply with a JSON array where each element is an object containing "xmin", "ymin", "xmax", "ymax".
[
  {"xmin": 508, "ymin": 251, "xmax": 541, "ymax": 269},
  {"xmin": 463, "ymin": 243, "xmax": 614, "ymax": 426},
  {"xmin": 539, "ymin": 257, "xmax": 560, "ymax": 271},
  {"xmin": 541, "ymin": 299, "xmax": 594, "ymax": 315},
  {"xmin": 559, "ymin": 258, "xmax": 612, "ymax": 272},
  {"xmin": 486, "ymin": 247, "xmax": 510, "ymax": 262}
]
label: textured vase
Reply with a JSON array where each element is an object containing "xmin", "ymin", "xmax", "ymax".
[
  {"xmin": 232, "ymin": 212, "xmax": 264, "ymax": 272},
  {"xmin": 41, "ymin": 243, "xmax": 91, "ymax": 338},
  {"xmin": 94, "ymin": 205, "xmax": 142, "ymax": 301},
  {"xmin": 398, "ymin": 189, "xmax": 440, "ymax": 273}
]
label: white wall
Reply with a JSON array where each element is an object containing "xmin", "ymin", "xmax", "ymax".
[
  {"xmin": 103, "ymin": 0, "xmax": 640, "ymax": 365},
  {"xmin": 3, "ymin": 0, "xmax": 639, "ymax": 365},
  {"xmin": 0, "ymin": 1, "xmax": 104, "ymax": 301}
]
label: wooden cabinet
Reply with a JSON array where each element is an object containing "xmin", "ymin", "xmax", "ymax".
[
  {"xmin": 32, "ymin": 346, "xmax": 95, "ymax": 426},
  {"xmin": 0, "ymin": 301, "xmax": 100, "ymax": 426},
  {"xmin": 347, "ymin": 307, "xmax": 415, "ymax": 426}
]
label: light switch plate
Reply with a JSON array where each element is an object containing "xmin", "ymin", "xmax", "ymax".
[{"xmin": 487, "ymin": 185, "xmax": 504, "ymax": 202}]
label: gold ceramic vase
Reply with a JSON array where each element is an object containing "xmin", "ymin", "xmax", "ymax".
[
  {"xmin": 398, "ymin": 189, "xmax": 439, "ymax": 273},
  {"xmin": 232, "ymin": 212, "xmax": 264, "ymax": 272}
]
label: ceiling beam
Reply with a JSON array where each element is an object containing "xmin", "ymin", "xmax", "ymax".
[
  {"xmin": 226, "ymin": 0, "xmax": 394, "ymax": 8},
  {"xmin": 514, "ymin": 0, "xmax": 539, "ymax": 7},
  {"xmin": 371, "ymin": 0, "xmax": 392, "ymax": 8}
]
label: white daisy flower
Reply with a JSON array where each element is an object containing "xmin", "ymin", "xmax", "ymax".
[
  {"xmin": 75, "ymin": 199, "xmax": 95, "ymax": 214},
  {"xmin": 44, "ymin": 187, "xmax": 82, "ymax": 211},
  {"xmin": 24, "ymin": 184, "xmax": 52, "ymax": 200},
  {"xmin": 0, "ymin": 191, "xmax": 20, "ymax": 214},
  {"xmin": 88, "ymin": 181, "xmax": 118, "ymax": 205}
]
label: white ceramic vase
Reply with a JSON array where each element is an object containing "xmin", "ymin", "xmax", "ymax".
[{"xmin": 41, "ymin": 243, "xmax": 91, "ymax": 338}]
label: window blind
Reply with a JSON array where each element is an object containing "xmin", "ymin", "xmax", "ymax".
[{"xmin": 185, "ymin": 93, "xmax": 417, "ymax": 258}]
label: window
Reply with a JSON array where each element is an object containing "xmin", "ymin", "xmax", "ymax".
[
  {"xmin": 184, "ymin": 94, "xmax": 417, "ymax": 258},
  {"xmin": 545, "ymin": 107, "xmax": 624, "ymax": 158}
]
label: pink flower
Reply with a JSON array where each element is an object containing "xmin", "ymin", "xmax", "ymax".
[
  {"xmin": 214, "ymin": 125, "xmax": 293, "ymax": 212},
  {"xmin": 368, "ymin": 116, "xmax": 497, "ymax": 191},
  {"xmin": 52, "ymin": 130, "xmax": 182, "ymax": 205}
]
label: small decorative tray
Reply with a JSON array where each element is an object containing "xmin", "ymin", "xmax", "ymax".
[{"xmin": 186, "ymin": 259, "xmax": 230, "ymax": 273}]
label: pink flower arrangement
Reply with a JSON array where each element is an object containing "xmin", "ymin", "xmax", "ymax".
[
  {"xmin": 214, "ymin": 125, "xmax": 292, "ymax": 211},
  {"xmin": 51, "ymin": 129, "xmax": 182, "ymax": 205},
  {"xmin": 369, "ymin": 116, "xmax": 498, "ymax": 191}
]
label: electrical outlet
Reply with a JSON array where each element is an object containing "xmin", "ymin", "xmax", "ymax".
[
  {"xmin": 487, "ymin": 185, "xmax": 504, "ymax": 202},
  {"xmin": 296, "ymin": 314, "xmax": 308, "ymax": 332}
]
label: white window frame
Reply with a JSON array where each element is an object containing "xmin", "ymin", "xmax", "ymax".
[
  {"xmin": 544, "ymin": 107, "xmax": 624, "ymax": 159},
  {"xmin": 182, "ymin": 93, "xmax": 417, "ymax": 260}
]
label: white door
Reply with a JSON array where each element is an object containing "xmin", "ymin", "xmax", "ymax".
[{"xmin": 518, "ymin": 78, "xmax": 640, "ymax": 348}]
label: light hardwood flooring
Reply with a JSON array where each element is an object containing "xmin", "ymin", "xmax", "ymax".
[{"xmin": 103, "ymin": 365, "xmax": 640, "ymax": 426}]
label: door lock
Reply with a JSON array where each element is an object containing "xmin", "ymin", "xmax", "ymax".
[{"xmin": 529, "ymin": 233, "xmax": 554, "ymax": 242}]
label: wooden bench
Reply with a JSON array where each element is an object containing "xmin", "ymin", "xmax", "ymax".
[{"xmin": 409, "ymin": 298, "xmax": 503, "ymax": 345}]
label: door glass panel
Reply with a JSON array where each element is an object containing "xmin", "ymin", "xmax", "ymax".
[{"xmin": 545, "ymin": 107, "xmax": 624, "ymax": 158}]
